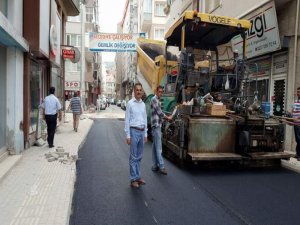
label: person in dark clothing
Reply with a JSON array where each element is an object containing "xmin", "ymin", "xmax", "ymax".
[{"xmin": 41, "ymin": 87, "xmax": 62, "ymax": 148}]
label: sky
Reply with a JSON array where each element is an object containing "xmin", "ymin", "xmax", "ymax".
[{"xmin": 99, "ymin": 0, "xmax": 127, "ymax": 62}]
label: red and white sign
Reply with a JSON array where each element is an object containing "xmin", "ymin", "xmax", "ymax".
[
  {"xmin": 62, "ymin": 49, "xmax": 75, "ymax": 59},
  {"xmin": 65, "ymin": 81, "xmax": 80, "ymax": 88}
]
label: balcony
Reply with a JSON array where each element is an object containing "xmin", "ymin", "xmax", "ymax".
[
  {"xmin": 141, "ymin": 11, "xmax": 152, "ymax": 32},
  {"xmin": 59, "ymin": 0, "xmax": 80, "ymax": 16},
  {"xmin": 85, "ymin": 47, "xmax": 94, "ymax": 63}
]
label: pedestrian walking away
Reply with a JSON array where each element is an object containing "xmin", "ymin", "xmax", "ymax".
[
  {"xmin": 67, "ymin": 92, "xmax": 83, "ymax": 132},
  {"xmin": 292, "ymin": 87, "xmax": 300, "ymax": 160},
  {"xmin": 41, "ymin": 86, "xmax": 62, "ymax": 148},
  {"xmin": 124, "ymin": 83, "xmax": 148, "ymax": 188},
  {"xmin": 151, "ymin": 86, "xmax": 172, "ymax": 175}
]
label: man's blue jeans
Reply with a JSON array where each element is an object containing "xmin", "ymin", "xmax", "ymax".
[
  {"xmin": 152, "ymin": 126, "xmax": 165, "ymax": 169},
  {"xmin": 294, "ymin": 125, "xmax": 300, "ymax": 156},
  {"xmin": 129, "ymin": 129, "xmax": 144, "ymax": 181}
]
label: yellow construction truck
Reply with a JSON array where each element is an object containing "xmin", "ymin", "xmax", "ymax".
[{"xmin": 136, "ymin": 11, "xmax": 293, "ymax": 165}]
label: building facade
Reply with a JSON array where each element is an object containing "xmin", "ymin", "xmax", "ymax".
[
  {"xmin": 139, "ymin": 0, "xmax": 167, "ymax": 40},
  {"xmin": 116, "ymin": 0, "xmax": 168, "ymax": 100},
  {"xmin": 0, "ymin": 0, "xmax": 80, "ymax": 160},
  {"xmin": 65, "ymin": 0, "xmax": 102, "ymax": 108},
  {"xmin": 102, "ymin": 62, "xmax": 116, "ymax": 99},
  {"xmin": 0, "ymin": 0, "xmax": 29, "ymax": 158},
  {"xmin": 23, "ymin": 0, "xmax": 80, "ymax": 149}
]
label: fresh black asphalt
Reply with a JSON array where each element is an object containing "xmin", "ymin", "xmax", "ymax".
[{"xmin": 70, "ymin": 118, "xmax": 300, "ymax": 225}]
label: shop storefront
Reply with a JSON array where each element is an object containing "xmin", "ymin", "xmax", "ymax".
[{"xmin": 245, "ymin": 56, "xmax": 272, "ymax": 106}]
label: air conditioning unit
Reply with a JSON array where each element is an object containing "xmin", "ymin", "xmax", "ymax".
[{"xmin": 164, "ymin": 5, "xmax": 170, "ymax": 15}]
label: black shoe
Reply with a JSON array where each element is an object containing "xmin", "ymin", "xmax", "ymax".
[
  {"xmin": 159, "ymin": 168, "xmax": 168, "ymax": 175},
  {"xmin": 294, "ymin": 155, "xmax": 300, "ymax": 159},
  {"xmin": 151, "ymin": 166, "xmax": 159, "ymax": 172},
  {"xmin": 49, "ymin": 145, "xmax": 55, "ymax": 148}
]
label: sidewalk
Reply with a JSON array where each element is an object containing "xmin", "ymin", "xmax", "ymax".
[{"xmin": 0, "ymin": 113, "xmax": 93, "ymax": 225}]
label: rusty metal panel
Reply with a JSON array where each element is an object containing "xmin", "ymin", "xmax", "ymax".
[{"xmin": 188, "ymin": 117, "xmax": 236, "ymax": 153}]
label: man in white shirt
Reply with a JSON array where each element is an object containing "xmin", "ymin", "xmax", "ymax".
[
  {"xmin": 41, "ymin": 87, "xmax": 62, "ymax": 148},
  {"xmin": 124, "ymin": 83, "xmax": 147, "ymax": 188}
]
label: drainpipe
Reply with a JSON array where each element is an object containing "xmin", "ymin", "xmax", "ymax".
[{"xmin": 292, "ymin": 0, "xmax": 299, "ymax": 90}]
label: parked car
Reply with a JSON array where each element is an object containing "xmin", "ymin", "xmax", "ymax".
[
  {"xmin": 121, "ymin": 100, "xmax": 127, "ymax": 110},
  {"xmin": 117, "ymin": 100, "xmax": 122, "ymax": 107},
  {"xmin": 100, "ymin": 99, "xmax": 107, "ymax": 110}
]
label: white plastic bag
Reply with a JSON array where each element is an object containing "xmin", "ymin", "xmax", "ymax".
[{"xmin": 225, "ymin": 74, "xmax": 230, "ymax": 90}]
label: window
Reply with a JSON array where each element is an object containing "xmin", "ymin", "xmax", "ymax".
[
  {"xmin": 167, "ymin": 0, "xmax": 175, "ymax": 5},
  {"xmin": 86, "ymin": 8, "xmax": 94, "ymax": 23},
  {"xmin": 67, "ymin": 16, "xmax": 80, "ymax": 22},
  {"xmin": 30, "ymin": 62, "xmax": 40, "ymax": 126},
  {"xmin": 244, "ymin": 79, "xmax": 269, "ymax": 105},
  {"xmin": 155, "ymin": 2, "xmax": 166, "ymax": 17},
  {"xmin": 65, "ymin": 61, "xmax": 81, "ymax": 72},
  {"xmin": 144, "ymin": 0, "xmax": 152, "ymax": 13},
  {"xmin": 66, "ymin": 34, "xmax": 71, "ymax": 46},
  {"xmin": 66, "ymin": 34, "xmax": 81, "ymax": 47},
  {"xmin": 154, "ymin": 28, "xmax": 164, "ymax": 40},
  {"xmin": 0, "ymin": 0, "xmax": 7, "ymax": 16}
]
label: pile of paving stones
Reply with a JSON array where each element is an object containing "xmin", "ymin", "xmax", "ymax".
[{"xmin": 44, "ymin": 146, "xmax": 78, "ymax": 164}]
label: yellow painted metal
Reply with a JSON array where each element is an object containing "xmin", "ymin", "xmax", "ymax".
[
  {"xmin": 165, "ymin": 11, "xmax": 251, "ymax": 40},
  {"xmin": 136, "ymin": 39, "xmax": 166, "ymax": 93},
  {"xmin": 181, "ymin": 24, "xmax": 185, "ymax": 50}
]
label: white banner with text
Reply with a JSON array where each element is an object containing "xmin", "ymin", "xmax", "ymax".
[
  {"xmin": 232, "ymin": 1, "xmax": 281, "ymax": 59},
  {"xmin": 89, "ymin": 33, "xmax": 140, "ymax": 52}
]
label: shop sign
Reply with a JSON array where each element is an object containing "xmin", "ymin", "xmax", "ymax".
[
  {"xmin": 232, "ymin": 1, "xmax": 281, "ymax": 59},
  {"xmin": 62, "ymin": 49, "xmax": 75, "ymax": 59},
  {"xmin": 248, "ymin": 57, "xmax": 271, "ymax": 78},
  {"xmin": 65, "ymin": 81, "xmax": 80, "ymax": 88},
  {"xmin": 89, "ymin": 33, "xmax": 139, "ymax": 52},
  {"xmin": 273, "ymin": 53, "xmax": 288, "ymax": 75},
  {"xmin": 50, "ymin": 24, "xmax": 58, "ymax": 57}
]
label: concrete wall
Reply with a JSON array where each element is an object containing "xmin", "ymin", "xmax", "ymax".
[
  {"xmin": 0, "ymin": 47, "xmax": 7, "ymax": 152},
  {"xmin": 6, "ymin": 48, "xmax": 24, "ymax": 154},
  {"xmin": 7, "ymin": 0, "xmax": 23, "ymax": 33},
  {"xmin": 212, "ymin": 0, "xmax": 266, "ymax": 17},
  {"xmin": 285, "ymin": 0, "xmax": 300, "ymax": 151},
  {"xmin": 40, "ymin": 0, "xmax": 50, "ymax": 56},
  {"xmin": 4, "ymin": 1, "xmax": 26, "ymax": 153},
  {"xmin": 66, "ymin": 22, "xmax": 81, "ymax": 34}
]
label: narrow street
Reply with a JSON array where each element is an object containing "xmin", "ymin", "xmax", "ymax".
[{"xmin": 70, "ymin": 106, "xmax": 300, "ymax": 225}]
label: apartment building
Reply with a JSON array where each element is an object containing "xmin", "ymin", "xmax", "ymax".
[
  {"xmin": 117, "ymin": 0, "xmax": 168, "ymax": 100},
  {"xmin": 139, "ymin": 0, "xmax": 167, "ymax": 40},
  {"xmin": 0, "ymin": 0, "xmax": 29, "ymax": 157},
  {"xmin": 65, "ymin": 0, "xmax": 102, "ymax": 108},
  {"xmin": 0, "ymin": 0, "xmax": 80, "ymax": 159}
]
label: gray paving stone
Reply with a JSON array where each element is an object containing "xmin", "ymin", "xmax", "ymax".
[{"xmin": 0, "ymin": 113, "xmax": 93, "ymax": 225}]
